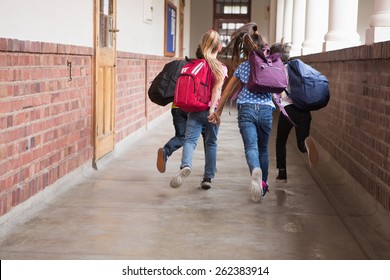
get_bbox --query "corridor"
[0,108,389,260]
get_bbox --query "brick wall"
[301,41,390,211]
[0,38,173,217]
[0,38,94,216]
[115,52,171,143]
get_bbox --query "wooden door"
[94,0,118,163]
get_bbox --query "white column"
[365,0,390,44]
[269,0,277,44]
[282,0,294,43]
[290,0,306,57]
[275,0,285,43]
[302,0,329,55]
[323,0,361,51]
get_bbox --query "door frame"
[179,0,185,58]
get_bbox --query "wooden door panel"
[94,0,117,163]
[95,64,115,160]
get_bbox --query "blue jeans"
[163,108,188,157]
[181,110,219,179]
[237,104,273,182]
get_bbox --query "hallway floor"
[0,109,389,260]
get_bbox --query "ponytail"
[222,22,267,68]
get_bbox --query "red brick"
[305,41,390,211]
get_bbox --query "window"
[214,0,251,48]
[99,0,114,48]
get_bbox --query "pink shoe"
[262,181,269,198]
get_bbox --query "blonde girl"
[170,30,227,190]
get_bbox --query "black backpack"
[148,59,188,106]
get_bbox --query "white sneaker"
[249,168,262,202]
[170,166,191,188]
[304,136,319,167]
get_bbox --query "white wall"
[252,0,270,43]
[117,0,188,57]
[0,0,92,47]
[0,0,187,57]
[190,0,213,57]
[117,0,163,55]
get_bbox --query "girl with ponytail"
[209,23,273,202]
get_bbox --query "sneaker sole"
[305,137,319,167]
[275,178,287,183]
[200,182,211,190]
[250,168,263,202]
[170,167,191,188]
[156,148,166,173]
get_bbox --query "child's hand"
[208,113,221,125]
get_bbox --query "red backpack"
[174,58,213,112]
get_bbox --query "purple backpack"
[229,48,295,125]
[247,49,287,94]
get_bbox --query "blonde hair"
[199,30,225,85]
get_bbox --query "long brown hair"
[223,22,267,69]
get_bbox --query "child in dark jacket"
[270,42,319,183]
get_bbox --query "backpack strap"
[273,93,297,127]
